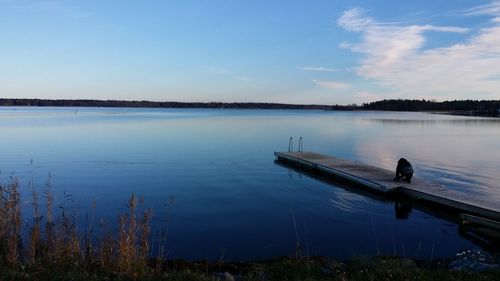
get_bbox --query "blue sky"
[1,0,499,104]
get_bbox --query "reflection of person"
[394,158,414,183]
[395,202,412,219]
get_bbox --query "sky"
[1,0,500,105]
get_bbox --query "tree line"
[362,99,500,116]
[0,98,343,110]
[0,98,499,116]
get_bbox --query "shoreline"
[2,254,499,280]
[0,98,498,118]
[0,98,341,110]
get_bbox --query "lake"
[1,107,499,261]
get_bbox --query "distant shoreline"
[0,98,347,110]
[0,98,499,117]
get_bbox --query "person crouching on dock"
[394,158,414,183]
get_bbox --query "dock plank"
[275,151,500,221]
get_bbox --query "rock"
[320,266,333,274]
[223,272,235,281]
[214,271,236,281]
[449,249,499,272]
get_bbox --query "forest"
[362,99,500,116]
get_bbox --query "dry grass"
[117,194,153,275]
[0,177,154,278]
[0,177,22,265]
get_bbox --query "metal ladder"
[288,137,303,152]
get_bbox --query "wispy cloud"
[312,79,350,90]
[206,66,229,75]
[206,67,253,83]
[232,76,253,82]
[299,66,338,72]
[354,91,382,103]
[25,0,89,18]
[464,1,500,16]
[337,8,374,31]
[464,1,500,23]
[338,4,500,100]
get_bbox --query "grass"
[1,177,499,280]
[3,257,498,281]
[0,177,153,278]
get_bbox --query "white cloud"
[312,79,351,90]
[338,5,500,100]
[299,66,338,72]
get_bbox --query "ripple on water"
[418,163,500,201]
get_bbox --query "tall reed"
[117,194,153,275]
[0,178,22,265]
[0,177,154,278]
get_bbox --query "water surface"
[1,107,499,260]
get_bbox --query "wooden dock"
[274,151,500,223]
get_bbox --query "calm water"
[1,107,500,261]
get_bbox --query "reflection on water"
[394,202,412,220]
[0,107,499,260]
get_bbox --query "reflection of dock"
[274,151,500,227]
